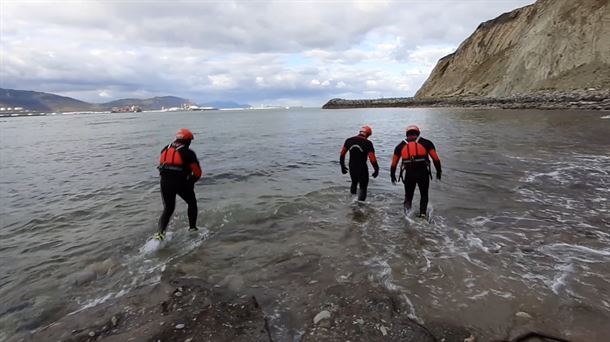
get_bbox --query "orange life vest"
[401,137,428,164]
[159,144,184,171]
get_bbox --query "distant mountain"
[0,88,93,112]
[0,88,251,112]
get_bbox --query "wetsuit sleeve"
[339,140,349,169]
[367,142,379,172]
[390,143,403,176]
[188,150,202,181]
[427,142,442,174]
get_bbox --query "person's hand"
[391,173,397,185]
[187,178,196,187]
[436,171,442,181]
[341,166,348,174]
[372,170,379,178]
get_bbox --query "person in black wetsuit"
[155,128,202,240]
[390,125,441,218]
[340,125,380,201]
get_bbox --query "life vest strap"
[158,165,183,172]
[402,158,427,164]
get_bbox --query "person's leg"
[358,171,369,201]
[349,170,358,195]
[158,178,177,233]
[417,173,430,216]
[178,184,198,229]
[403,176,417,211]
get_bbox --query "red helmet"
[406,125,420,135]
[359,125,372,137]
[176,128,194,140]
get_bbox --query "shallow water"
[1,108,609,341]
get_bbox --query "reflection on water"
[0,108,609,341]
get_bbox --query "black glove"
[372,169,379,178]
[341,166,348,174]
[391,173,397,185]
[436,171,442,181]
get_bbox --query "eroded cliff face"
[415,0,610,98]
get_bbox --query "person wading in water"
[155,128,202,240]
[340,125,380,201]
[390,125,441,218]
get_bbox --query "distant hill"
[0,88,251,112]
[0,88,93,112]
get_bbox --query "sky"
[1,0,535,107]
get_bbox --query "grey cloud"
[4,1,535,54]
[2,0,536,105]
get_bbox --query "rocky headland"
[324,0,610,110]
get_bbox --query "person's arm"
[428,143,442,180]
[390,143,402,184]
[339,141,349,174]
[188,151,203,183]
[368,142,379,178]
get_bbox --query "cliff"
[415,0,610,98]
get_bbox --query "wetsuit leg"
[158,178,177,233]
[177,183,198,229]
[417,173,430,216]
[358,170,369,201]
[349,170,358,195]
[403,175,417,210]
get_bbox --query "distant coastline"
[0,88,251,115]
[322,89,610,111]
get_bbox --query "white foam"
[401,293,423,324]
[467,216,491,227]
[490,289,514,299]
[525,170,564,184]
[551,263,574,294]
[139,231,174,254]
[601,115,610,119]
[69,292,114,315]
[467,236,489,253]
[542,243,610,258]
[468,290,489,300]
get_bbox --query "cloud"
[407,46,456,67]
[1,0,535,106]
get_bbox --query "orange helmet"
[406,125,420,135]
[359,125,372,137]
[176,128,194,140]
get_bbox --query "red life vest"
[159,144,184,171]
[401,137,428,164]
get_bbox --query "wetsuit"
[391,136,441,215]
[340,135,379,201]
[157,141,202,232]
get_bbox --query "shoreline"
[322,89,610,110]
[10,273,571,342]
[11,276,455,342]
